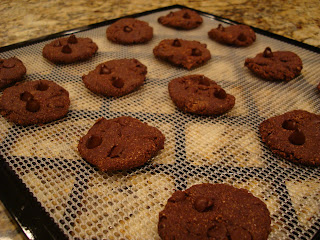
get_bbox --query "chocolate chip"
[61,45,72,54]
[263,47,273,58]
[67,34,78,44]
[172,39,181,47]
[214,88,227,99]
[53,40,62,47]
[191,48,202,56]
[124,26,133,33]
[194,196,213,212]
[3,61,15,68]
[238,33,247,42]
[282,120,297,130]
[111,77,124,88]
[36,82,49,91]
[100,65,111,74]
[20,91,34,102]
[289,129,305,145]
[26,99,40,112]
[86,135,102,149]
[198,77,211,86]
[183,12,191,19]
[217,24,225,31]
[169,191,186,203]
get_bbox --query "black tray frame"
[0,4,319,240]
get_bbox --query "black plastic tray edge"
[0,4,319,240]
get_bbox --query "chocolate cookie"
[208,24,256,47]
[82,59,147,97]
[0,80,70,125]
[158,183,271,240]
[106,18,153,45]
[42,34,98,64]
[168,75,235,115]
[158,9,203,30]
[78,116,165,171]
[259,110,320,166]
[153,39,211,70]
[0,57,26,89]
[245,47,303,81]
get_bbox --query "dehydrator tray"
[0,5,319,240]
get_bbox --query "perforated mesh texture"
[0,9,319,240]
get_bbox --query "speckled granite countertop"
[0,0,319,239]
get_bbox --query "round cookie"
[158,9,203,30]
[0,57,26,89]
[245,47,303,81]
[0,80,70,125]
[82,58,147,97]
[158,183,271,240]
[78,116,165,171]
[42,34,98,64]
[259,110,320,166]
[168,75,235,115]
[208,24,256,47]
[153,39,211,70]
[106,18,153,45]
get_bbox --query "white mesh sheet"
[0,8,320,240]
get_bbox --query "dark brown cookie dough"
[0,57,26,89]
[153,39,211,70]
[0,80,70,125]
[158,183,271,240]
[106,18,153,45]
[168,75,235,115]
[158,9,203,30]
[259,110,320,166]
[78,116,165,171]
[245,47,303,81]
[208,24,256,47]
[42,34,98,64]
[82,58,147,97]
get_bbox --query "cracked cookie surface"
[82,58,147,97]
[168,74,235,115]
[245,47,303,81]
[42,34,98,64]
[259,110,320,166]
[158,183,271,240]
[208,24,256,47]
[153,39,211,70]
[158,9,203,30]
[0,80,70,125]
[78,116,165,171]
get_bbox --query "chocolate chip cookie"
[106,18,153,44]
[0,80,70,125]
[42,34,98,64]
[153,39,211,70]
[245,47,303,81]
[82,58,147,97]
[0,57,26,89]
[158,9,203,30]
[158,183,271,240]
[208,24,256,47]
[259,110,320,166]
[78,116,165,171]
[168,75,235,115]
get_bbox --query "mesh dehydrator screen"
[0,8,320,240]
